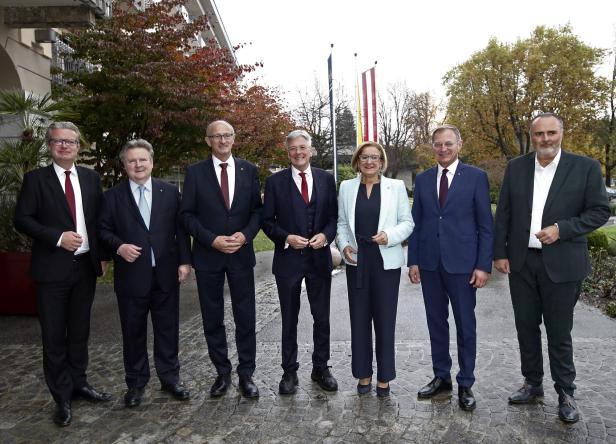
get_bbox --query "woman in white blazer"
[337,141,414,397]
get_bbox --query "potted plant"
[0,89,77,314]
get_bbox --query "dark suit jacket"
[98,178,191,296]
[180,157,262,271]
[262,167,337,277]
[14,164,105,282]
[494,150,610,283]
[408,162,494,274]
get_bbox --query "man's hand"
[287,234,309,250]
[60,231,83,252]
[212,235,244,254]
[469,269,489,288]
[408,265,421,284]
[535,224,559,245]
[117,244,142,262]
[343,245,357,264]
[178,264,191,282]
[494,258,510,274]
[372,231,388,245]
[101,261,110,276]
[308,233,327,249]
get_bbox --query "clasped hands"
[342,231,388,265]
[287,233,328,250]
[212,232,246,254]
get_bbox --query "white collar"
[53,162,76,177]
[534,148,561,170]
[438,158,459,175]
[212,155,235,168]
[129,177,152,192]
[291,165,312,178]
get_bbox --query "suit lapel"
[286,169,306,233]
[426,167,439,210]
[150,178,164,231]
[121,181,148,231]
[230,159,245,211]
[75,166,89,217]
[45,165,74,224]
[543,151,572,214]
[205,158,229,211]
[314,169,327,227]
[523,154,536,211]
[378,177,393,232]
[444,163,465,208]
[347,177,360,238]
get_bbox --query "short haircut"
[286,129,312,147]
[530,112,564,131]
[206,120,234,136]
[431,124,462,143]
[350,141,388,173]
[119,139,154,163]
[45,121,81,143]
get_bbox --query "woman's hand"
[343,246,357,264]
[372,231,388,245]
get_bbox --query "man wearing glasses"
[408,124,493,411]
[180,120,262,398]
[14,122,112,427]
[262,130,338,395]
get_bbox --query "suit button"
[439,216,443,220]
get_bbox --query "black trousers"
[36,253,96,403]
[275,266,331,372]
[509,249,580,395]
[346,245,401,383]
[116,268,180,389]
[195,267,256,378]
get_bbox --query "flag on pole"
[327,45,338,182]
[354,54,363,147]
[361,66,377,142]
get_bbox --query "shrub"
[587,230,609,251]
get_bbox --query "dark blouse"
[355,183,380,241]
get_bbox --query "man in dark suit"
[14,121,111,427]
[494,113,610,423]
[180,120,262,398]
[408,124,493,411]
[262,129,338,394]
[98,139,192,408]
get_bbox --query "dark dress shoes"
[311,367,338,392]
[417,376,453,399]
[508,382,544,404]
[124,387,145,408]
[53,401,72,427]
[239,376,259,398]
[279,371,299,395]
[458,386,476,411]
[73,384,112,403]
[210,374,231,398]
[376,383,390,398]
[161,382,190,401]
[556,387,580,423]
[357,381,372,395]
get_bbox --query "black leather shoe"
[417,377,453,399]
[238,376,259,398]
[376,383,390,398]
[124,387,145,408]
[73,384,112,403]
[279,371,299,395]
[161,382,190,401]
[311,367,338,392]
[458,386,476,411]
[508,382,544,404]
[556,387,580,423]
[53,401,72,427]
[210,374,231,398]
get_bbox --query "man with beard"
[494,113,610,423]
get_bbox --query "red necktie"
[220,163,230,209]
[299,172,309,204]
[439,169,449,208]
[64,170,76,225]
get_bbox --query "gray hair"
[206,120,234,136]
[119,139,154,163]
[45,121,81,144]
[286,129,312,147]
[431,124,462,143]
[530,112,564,131]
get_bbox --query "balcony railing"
[51,40,96,86]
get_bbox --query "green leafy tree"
[444,25,607,161]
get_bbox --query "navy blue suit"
[99,178,191,389]
[408,162,493,387]
[180,156,262,377]
[262,167,337,371]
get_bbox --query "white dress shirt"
[528,149,561,249]
[53,162,89,254]
[291,165,313,201]
[212,155,236,206]
[436,158,459,197]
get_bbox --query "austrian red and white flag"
[361,67,377,142]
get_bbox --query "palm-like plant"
[0,89,78,251]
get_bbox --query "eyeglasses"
[432,141,458,149]
[207,133,235,141]
[49,138,79,147]
[359,154,381,162]
[288,146,310,153]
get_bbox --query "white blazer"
[336,175,414,269]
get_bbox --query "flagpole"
[328,43,338,182]
[354,53,363,148]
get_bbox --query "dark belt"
[72,251,90,262]
[528,248,542,253]
[355,235,376,289]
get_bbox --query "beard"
[534,144,560,160]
